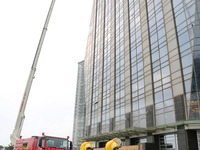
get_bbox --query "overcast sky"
[0,0,93,146]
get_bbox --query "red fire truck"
[14,133,72,150]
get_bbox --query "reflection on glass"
[181,54,193,68]
[46,137,68,149]
[155,91,163,103]
[164,99,173,107]
[163,88,172,100]
[154,70,161,81]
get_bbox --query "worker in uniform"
[105,138,122,150]
[80,142,93,150]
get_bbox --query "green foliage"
[0,145,4,149]
[4,143,14,150]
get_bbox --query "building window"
[160,134,178,150]
[22,142,28,150]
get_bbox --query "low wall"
[94,145,138,150]
[72,148,79,150]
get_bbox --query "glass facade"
[115,0,125,130]
[147,0,175,126]
[84,0,96,137]
[90,0,103,135]
[172,0,200,120]
[191,0,200,120]
[101,0,111,133]
[129,0,146,128]
[72,61,85,147]
[83,0,200,148]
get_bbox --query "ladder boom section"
[10,0,56,145]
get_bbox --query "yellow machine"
[105,138,122,150]
[80,142,93,150]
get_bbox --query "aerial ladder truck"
[10,0,58,145]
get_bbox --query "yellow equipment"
[80,142,93,150]
[105,138,122,150]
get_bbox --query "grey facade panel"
[125,113,131,129]
[109,118,114,132]
[174,95,186,121]
[86,125,91,137]
[146,105,154,128]
[97,122,102,134]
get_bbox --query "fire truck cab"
[14,133,72,150]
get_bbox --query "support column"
[177,125,198,150]
[125,137,131,146]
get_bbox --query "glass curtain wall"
[147,0,175,126]
[172,0,200,120]
[84,0,96,136]
[191,0,200,119]
[115,0,126,130]
[129,0,146,128]
[91,0,103,135]
[72,61,85,147]
[101,0,111,134]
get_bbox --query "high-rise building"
[83,0,200,150]
[72,61,86,148]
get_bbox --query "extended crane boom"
[10,0,56,145]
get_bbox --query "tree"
[0,145,4,149]
[4,143,14,150]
